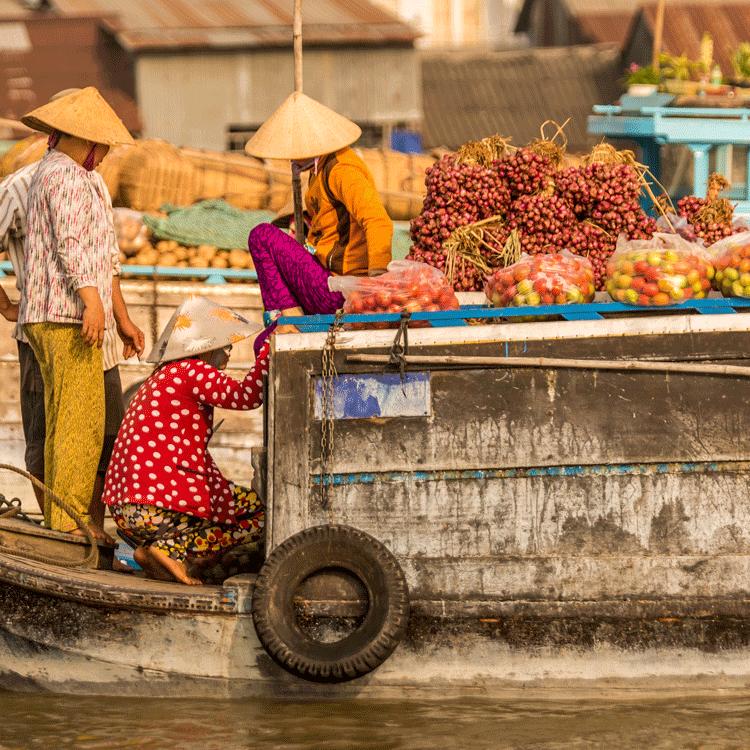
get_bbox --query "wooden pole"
[346,353,750,379]
[652,0,666,71]
[292,0,305,245]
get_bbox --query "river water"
[2,691,749,749]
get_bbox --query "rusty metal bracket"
[389,312,411,383]
[0,495,39,524]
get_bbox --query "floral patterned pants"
[111,485,264,562]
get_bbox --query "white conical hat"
[146,296,260,364]
[245,91,361,160]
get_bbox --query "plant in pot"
[625,63,661,96]
[731,42,750,87]
[660,52,702,95]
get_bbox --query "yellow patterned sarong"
[24,323,104,532]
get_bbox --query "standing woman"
[18,87,136,538]
[245,92,393,353]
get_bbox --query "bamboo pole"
[292,0,305,245]
[652,0,666,72]
[346,353,750,379]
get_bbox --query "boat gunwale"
[0,552,247,615]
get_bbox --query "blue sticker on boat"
[314,372,431,420]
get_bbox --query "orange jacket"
[305,148,392,276]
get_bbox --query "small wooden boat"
[4,299,750,697]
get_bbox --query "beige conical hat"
[21,86,135,147]
[245,92,361,160]
[146,296,260,364]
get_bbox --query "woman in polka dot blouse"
[103,297,268,585]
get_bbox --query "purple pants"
[248,223,345,355]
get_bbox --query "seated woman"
[103,296,268,585]
[244,92,393,355]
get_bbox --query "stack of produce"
[328,260,459,323]
[676,173,737,245]
[484,252,595,308]
[605,234,713,306]
[408,134,658,292]
[710,232,750,298]
[113,208,253,271]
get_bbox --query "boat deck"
[0,552,253,614]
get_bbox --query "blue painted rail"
[0,260,257,285]
[587,104,750,211]
[279,296,750,332]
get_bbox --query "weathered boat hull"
[6,311,750,696]
[4,552,750,698]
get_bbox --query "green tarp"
[144,200,275,250]
[144,198,414,258]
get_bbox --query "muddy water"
[1,692,749,749]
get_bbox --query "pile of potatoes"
[114,209,252,272]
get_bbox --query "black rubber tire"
[252,524,410,683]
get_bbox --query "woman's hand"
[117,318,145,359]
[79,290,105,348]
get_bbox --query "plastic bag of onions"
[605,233,713,306]
[328,260,460,323]
[484,252,595,308]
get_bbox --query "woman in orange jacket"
[246,93,393,354]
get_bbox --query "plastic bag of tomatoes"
[605,233,713,306]
[708,231,750,298]
[484,251,596,308]
[328,261,460,326]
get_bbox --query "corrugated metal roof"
[576,12,633,47]
[48,0,417,50]
[422,44,621,153]
[516,0,738,34]
[637,3,750,77]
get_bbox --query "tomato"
[630,276,645,293]
[634,261,650,276]
[642,283,659,297]
[653,292,671,305]
[643,266,661,282]
[637,294,651,306]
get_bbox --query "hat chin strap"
[47,130,61,150]
[82,143,97,171]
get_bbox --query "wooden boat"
[4,298,750,696]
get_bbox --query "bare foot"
[275,323,299,335]
[70,525,116,545]
[147,547,203,585]
[133,546,173,581]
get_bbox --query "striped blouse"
[14,150,121,369]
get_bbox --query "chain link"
[320,309,345,510]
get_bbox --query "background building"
[372,0,523,49]
[0,0,421,151]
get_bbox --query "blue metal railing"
[279,297,750,332]
[0,260,257,284]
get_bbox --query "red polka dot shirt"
[103,342,270,524]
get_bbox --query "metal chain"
[320,309,345,510]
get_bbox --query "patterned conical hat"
[146,296,260,364]
[245,91,361,160]
[22,86,135,147]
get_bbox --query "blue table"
[587,105,750,212]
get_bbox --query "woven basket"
[118,139,197,210]
[182,148,270,210]
[356,148,434,220]
[97,144,132,203]
[0,134,46,178]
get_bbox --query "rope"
[0,463,99,569]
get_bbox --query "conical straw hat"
[21,86,135,147]
[146,296,260,364]
[245,92,361,160]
